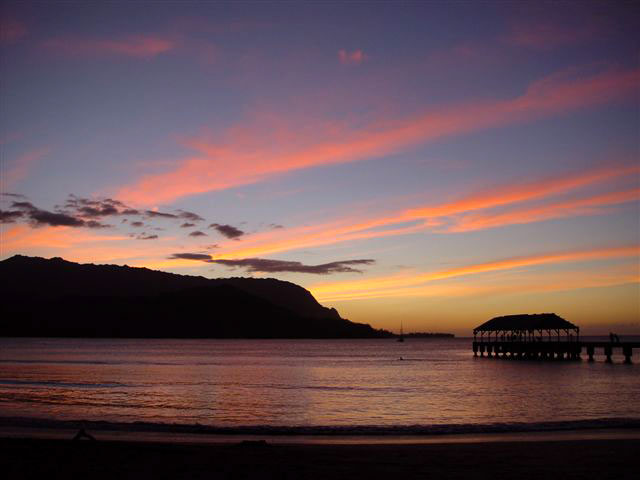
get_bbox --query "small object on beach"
[399,357,404,361]
[72,428,96,441]
[238,439,269,447]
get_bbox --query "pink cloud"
[117,66,639,206]
[338,49,367,65]
[406,163,639,218]
[205,162,638,259]
[447,188,640,233]
[43,35,175,58]
[1,147,50,189]
[310,245,640,302]
[505,18,600,50]
[0,18,27,44]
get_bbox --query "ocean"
[1,337,638,436]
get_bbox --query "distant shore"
[399,332,455,338]
[3,436,637,479]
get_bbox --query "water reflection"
[0,338,638,426]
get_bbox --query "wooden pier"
[472,340,639,363]
[471,313,638,364]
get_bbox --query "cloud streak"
[447,188,640,233]
[1,148,50,189]
[208,162,638,259]
[167,253,375,274]
[0,18,27,44]
[338,49,367,65]
[310,245,640,301]
[43,34,175,58]
[117,67,640,205]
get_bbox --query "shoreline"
[2,424,639,446]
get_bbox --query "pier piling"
[471,340,636,365]
[623,346,633,364]
[604,345,613,363]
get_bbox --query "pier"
[471,313,637,364]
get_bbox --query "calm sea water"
[0,337,638,433]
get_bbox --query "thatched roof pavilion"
[473,313,579,342]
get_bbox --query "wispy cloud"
[1,147,50,190]
[338,49,367,65]
[145,210,178,219]
[213,258,374,274]
[447,188,640,233]
[167,253,375,274]
[310,245,640,301]
[136,233,158,240]
[208,162,638,259]
[406,163,638,219]
[43,34,175,58]
[168,253,212,261]
[504,18,600,50]
[0,18,27,44]
[118,67,640,205]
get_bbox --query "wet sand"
[2,437,637,480]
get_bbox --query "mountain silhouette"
[0,255,391,339]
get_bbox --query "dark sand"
[2,437,637,480]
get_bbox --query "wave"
[0,379,134,388]
[1,416,638,436]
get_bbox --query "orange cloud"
[207,163,638,260]
[43,35,174,58]
[118,67,640,205]
[1,147,50,189]
[448,188,640,232]
[1,225,126,250]
[322,264,640,302]
[407,163,638,218]
[0,225,179,265]
[338,49,367,65]
[310,245,640,301]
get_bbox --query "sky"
[1,1,638,335]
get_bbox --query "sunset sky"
[1,1,638,335]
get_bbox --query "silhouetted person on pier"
[610,332,621,343]
[72,428,96,441]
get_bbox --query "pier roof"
[474,313,578,333]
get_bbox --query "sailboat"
[397,321,404,342]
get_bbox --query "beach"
[3,435,638,479]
